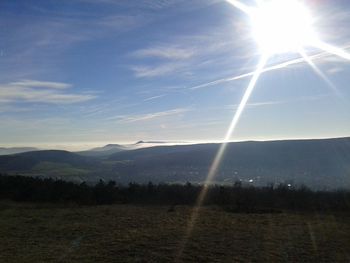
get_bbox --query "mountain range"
[0,137,349,189]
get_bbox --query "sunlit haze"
[179,0,350,254]
[1,0,350,150]
[1,2,350,261]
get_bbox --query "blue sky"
[1,0,350,150]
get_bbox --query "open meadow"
[0,202,349,262]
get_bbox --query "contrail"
[190,51,332,91]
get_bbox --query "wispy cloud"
[245,101,287,108]
[327,67,344,75]
[132,46,195,60]
[97,15,146,30]
[223,95,328,111]
[129,27,239,78]
[76,0,187,10]
[0,105,32,114]
[9,80,72,89]
[0,8,148,82]
[131,63,185,78]
[108,108,190,123]
[143,94,166,101]
[0,80,95,105]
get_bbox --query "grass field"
[0,202,349,262]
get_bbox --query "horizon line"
[1,134,349,151]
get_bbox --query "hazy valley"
[1,137,349,190]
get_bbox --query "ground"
[0,202,349,262]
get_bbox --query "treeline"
[0,174,350,212]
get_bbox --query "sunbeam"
[190,50,333,90]
[299,49,341,96]
[314,41,350,61]
[226,0,252,15]
[177,55,268,260]
[180,0,350,259]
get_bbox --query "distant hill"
[0,137,350,189]
[0,147,38,156]
[108,137,350,189]
[78,144,127,157]
[135,140,185,145]
[0,150,99,181]
[78,141,187,157]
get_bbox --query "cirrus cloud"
[0,80,95,105]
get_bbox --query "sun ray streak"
[221,55,269,143]
[176,1,350,260]
[176,55,268,260]
[190,51,331,90]
[299,49,341,96]
[313,41,350,61]
[226,0,253,15]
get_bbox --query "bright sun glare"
[179,0,350,257]
[251,0,317,54]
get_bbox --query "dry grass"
[0,202,349,262]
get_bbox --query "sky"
[0,0,350,150]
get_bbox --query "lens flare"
[178,0,350,257]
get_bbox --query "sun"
[251,0,317,55]
[178,0,350,255]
